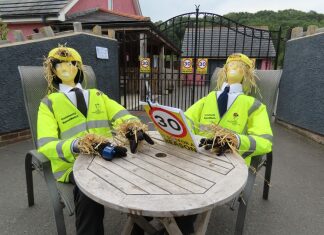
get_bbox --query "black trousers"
[70,173,105,235]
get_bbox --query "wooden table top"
[73,131,248,217]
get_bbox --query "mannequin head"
[44,46,84,93]
[216,53,257,94]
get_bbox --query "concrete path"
[0,121,323,234]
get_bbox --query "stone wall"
[290,25,324,39]
[276,31,324,137]
[0,25,119,142]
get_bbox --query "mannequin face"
[226,61,245,84]
[54,61,78,87]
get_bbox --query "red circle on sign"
[149,107,187,138]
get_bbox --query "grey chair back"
[209,68,281,233]
[19,65,97,148]
[210,68,282,118]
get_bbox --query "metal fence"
[119,7,282,111]
[120,73,210,111]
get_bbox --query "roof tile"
[0,0,69,17]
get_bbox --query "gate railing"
[120,69,211,111]
[120,6,282,111]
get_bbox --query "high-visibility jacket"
[37,89,137,182]
[185,91,273,165]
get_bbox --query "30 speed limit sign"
[149,107,187,138]
[196,58,208,74]
[140,58,151,73]
[181,58,193,74]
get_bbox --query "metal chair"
[210,68,282,235]
[19,65,97,235]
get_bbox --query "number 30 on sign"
[149,107,187,138]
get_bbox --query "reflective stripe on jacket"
[37,89,137,182]
[184,91,272,165]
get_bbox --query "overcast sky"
[139,0,324,22]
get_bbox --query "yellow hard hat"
[48,46,83,65]
[45,46,84,88]
[226,53,254,69]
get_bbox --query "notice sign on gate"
[140,58,151,73]
[196,58,208,74]
[143,102,198,152]
[181,58,193,74]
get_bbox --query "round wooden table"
[73,131,248,235]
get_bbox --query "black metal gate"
[119,7,282,111]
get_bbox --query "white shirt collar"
[59,83,83,94]
[220,82,243,94]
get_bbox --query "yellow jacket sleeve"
[37,100,76,182]
[102,93,138,129]
[184,96,206,134]
[237,103,273,164]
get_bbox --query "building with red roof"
[0,0,142,41]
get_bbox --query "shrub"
[0,21,9,40]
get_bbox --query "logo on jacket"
[203,113,216,120]
[92,103,104,114]
[227,112,240,126]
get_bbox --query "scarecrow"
[37,45,154,235]
[185,53,273,164]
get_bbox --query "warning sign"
[181,58,193,74]
[143,103,198,152]
[140,58,151,73]
[196,58,208,74]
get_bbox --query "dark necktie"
[217,86,230,118]
[71,87,87,117]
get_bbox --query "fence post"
[13,30,25,42]
[306,25,318,36]
[108,29,115,39]
[191,5,200,105]
[122,31,127,108]
[140,33,147,101]
[290,27,303,39]
[40,26,55,37]
[92,25,102,36]
[274,26,281,70]
[73,22,83,32]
